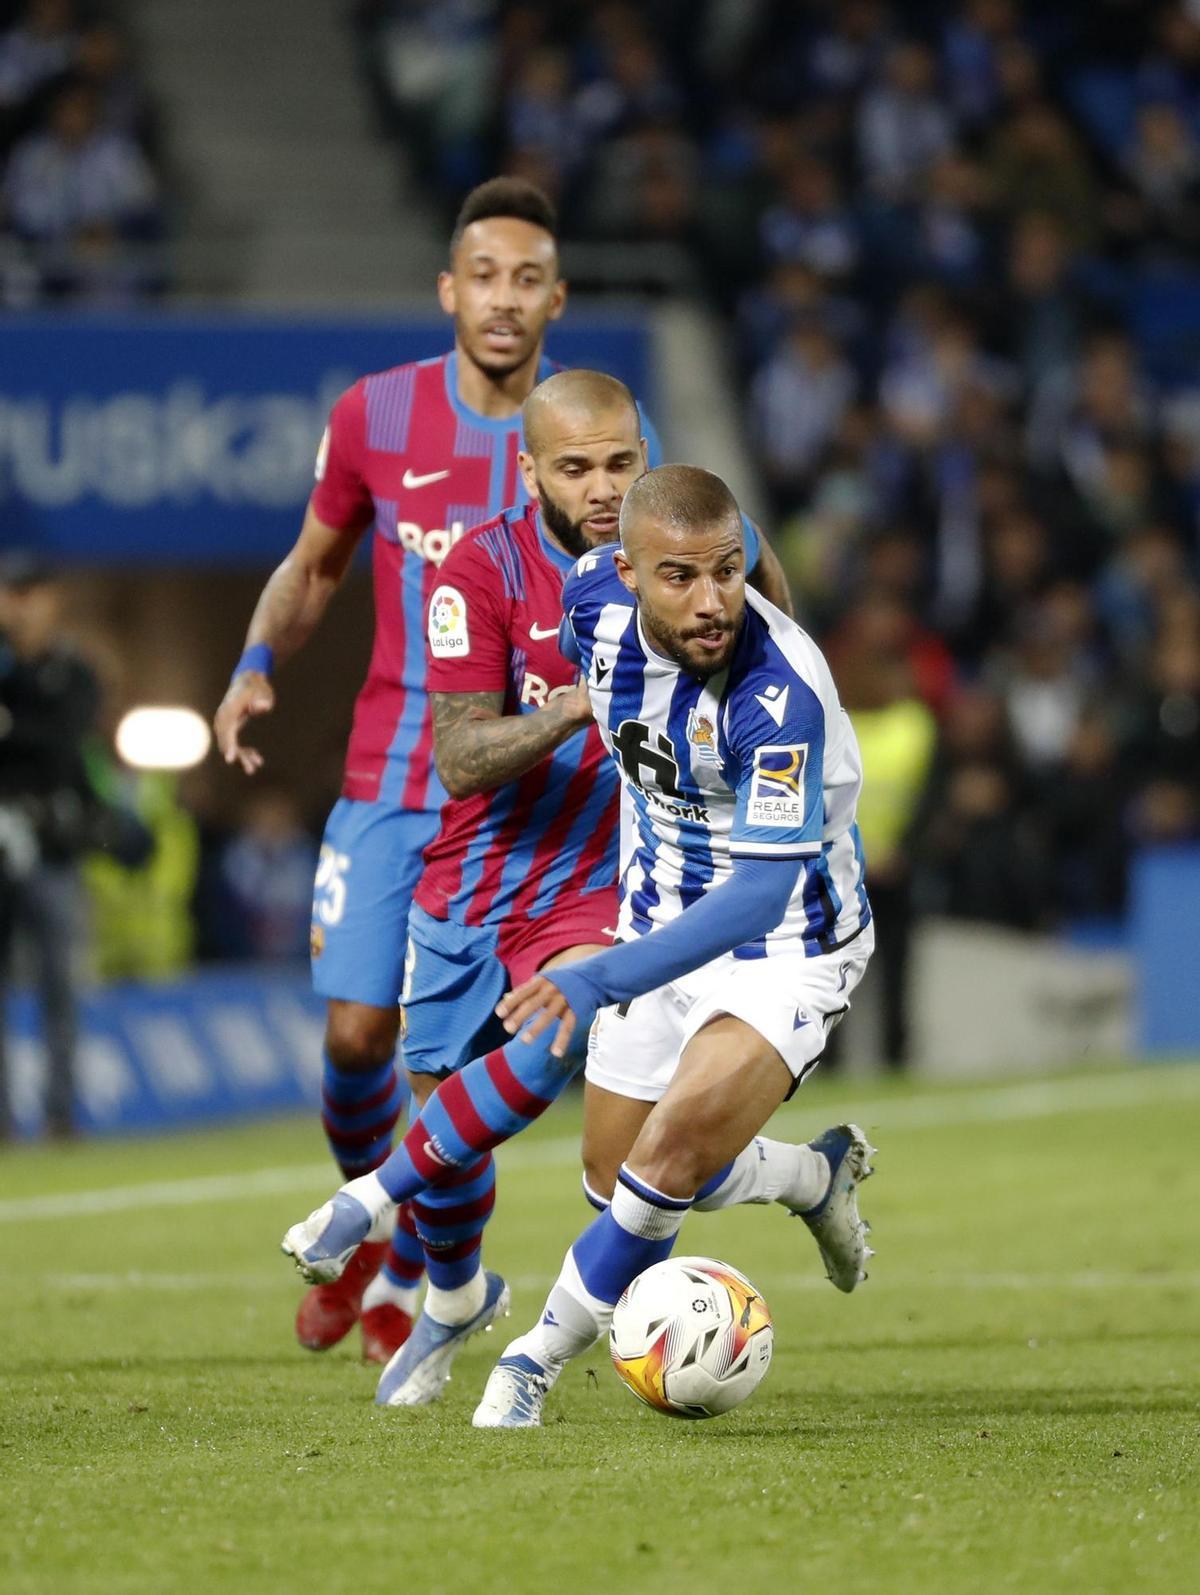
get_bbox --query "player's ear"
[517,449,538,500]
[546,278,567,323]
[436,270,456,316]
[614,547,637,593]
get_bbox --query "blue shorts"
[401,892,616,1077]
[310,798,439,1009]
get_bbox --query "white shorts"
[585,924,874,1104]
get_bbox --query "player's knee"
[324,1004,399,1074]
[627,1113,710,1201]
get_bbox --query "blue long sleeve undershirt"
[544,853,805,1023]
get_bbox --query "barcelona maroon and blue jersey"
[414,506,620,929]
[310,350,559,812]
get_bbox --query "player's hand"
[497,974,579,1058]
[558,675,593,728]
[214,671,275,774]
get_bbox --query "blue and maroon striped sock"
[411,1154,497,1289]
[381,1202,426,1291]
[320,1054,407,1179]
[371,1030,573,1206]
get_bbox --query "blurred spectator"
[215,789,318,963]
[807,0,892,104]
[988,100,1099,246]
[2,77,160,298]
[0,552,100,1137]
[911,687,1049,929]
[759,154,861,280]
[1000,210,1087,395]
[0,0,75,140]
[994,581,1101,773]
[750,317,857,506]
[857,41,954,203]
[85,769,198,981]
[1036,709,1129,916]
[829,594,938,1067]
[941,0,1022,131]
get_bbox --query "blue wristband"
[232,643,274,681]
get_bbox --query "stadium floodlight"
[115,706,212,771]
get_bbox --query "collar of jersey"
[443,351,556,434]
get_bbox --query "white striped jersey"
[559,550,872,958]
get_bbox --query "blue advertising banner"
[0,309,652,565]
[6,965,324,1137]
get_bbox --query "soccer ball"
[609,1256,774,1419]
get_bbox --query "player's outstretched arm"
[214,505,361,774]
[497,853,805,1056]
[745,523,794,617]
[431,677,593,799]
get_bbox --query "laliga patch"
[687,706,721,765]
[747,743,808,826]
[314,426,330,482]
[428,584,469,657]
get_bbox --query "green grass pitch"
[2,1063,1198,1595]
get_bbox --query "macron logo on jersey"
[755,683,790,727]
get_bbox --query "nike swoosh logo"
[402,467,451,489]
[422,1139,453,1167]
[528,623,559,641]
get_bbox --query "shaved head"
[618,464,742,555]
[522,369,639,457]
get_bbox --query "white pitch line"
[23,1268,1200,1295]
[3,1066,1198,1223]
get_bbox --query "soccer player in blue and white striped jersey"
[473,463,878,1427]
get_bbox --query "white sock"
[339,1171,395,1239]
[692,1138,829,1215]
[519,1174,691,1369]
[511,1249,614,1370]
[361,1270,421,1318]
[425,1269,487,1326]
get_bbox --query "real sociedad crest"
[686,707,721,765]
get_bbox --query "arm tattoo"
[431,690,586,798]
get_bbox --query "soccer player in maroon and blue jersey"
[215,179,586,1363]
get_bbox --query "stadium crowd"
[354,0,1200,955]
[0,0,165,304]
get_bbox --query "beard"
[537,479,616,559]
[640,605,742,679]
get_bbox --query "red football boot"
[360,1303,415,1365]
[294,1239,389,1351]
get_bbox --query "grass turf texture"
[2,1064,1198,1595]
